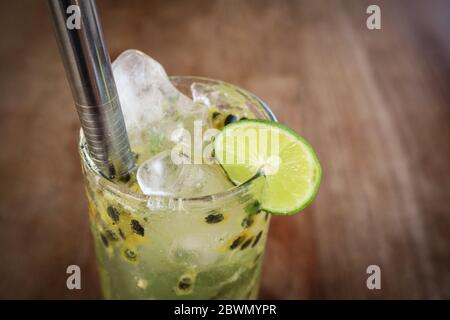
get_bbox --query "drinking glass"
[80,76,277,299]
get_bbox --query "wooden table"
[0,0,449,299]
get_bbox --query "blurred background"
[1,0,449,299]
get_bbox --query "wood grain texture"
[0,0,449,299]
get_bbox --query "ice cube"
[112,50,206,151]
[169,236,222,268]
[136,150,233,197]
[191,82,251,113]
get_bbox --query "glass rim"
[79,75,277,203]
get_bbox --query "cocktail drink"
[80,51,277,299]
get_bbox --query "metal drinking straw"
[48,0,135,180]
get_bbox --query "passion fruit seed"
[178,277,192,291]
[252,231,263,248]
[245,201,261,215]
[241,216,254,228]
[118,228,126,240]
[108,164,116,180]
[212,111,221,119]
[107,206,120,222]
[240,117,248,121]
[205,211,224,224]
[131,219,145,236]
[230,236,245,250]
[241,237,253,250]
[264,212,269,221]
[119,172,131,183]
[176,274,196,295]
[100,233,108,247]
[224,114,238,126]
[124,249,137,261]
[105,230,119,242]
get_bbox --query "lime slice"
[214,119,321,215]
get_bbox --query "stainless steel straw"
[48,0,135,180]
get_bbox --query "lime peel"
[214,119,321,215]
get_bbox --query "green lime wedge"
[214,119,321,215]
